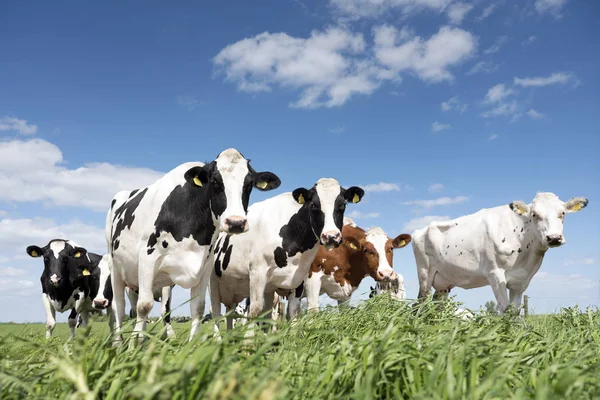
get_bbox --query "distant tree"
[484,300,498,315]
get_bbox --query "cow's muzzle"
[224,217,248,234]
[546,234,564,248]
[321,231,342,250]
[93,298,109,310]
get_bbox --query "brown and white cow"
[285,218,412,318]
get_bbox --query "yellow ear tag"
[297,194,305,204]
[193,176,203,187]
[352,193,360,203]
[571,203,582,212]
[256,181,268,189]
[31,250,38,257]
[74,252,81,258]
[349,242,358,250]
[397,240,406,247]
[82,269,90,276]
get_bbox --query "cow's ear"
[72,247,87,259]
[564,197,588,213]
[27,245,43,258]
[344,236,362,252]
[254,172,281,191]
[292,188,310,205]
[509,201,529,216]
[344,186,365,204]
[184,165,210,188]
[392,234,412,249]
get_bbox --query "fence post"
[523,295,529,318]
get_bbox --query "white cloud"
[447,2,473,24]
[526,109,544,119]
[481,101,518,118]
[176,95,203,111]
[484,83,514,104]
[488,133,499,141]
[530,271,597,291]
[513,72,573,87]
[374,25,477,83]
[0,138,163,212]
[484,35,508,55]
[441,97,467,113]
[522,35,537,46]
[476,3,498,21]
[0,279,36,295]
[564,258,596,266]
[329,0,454,20]
[466,61,498,75]
[403,196,468,208]
[0,116,38,135]
[432,121,451,132]
[0,217,106,255]
[0,267,28,277]
[362,182,401,192]
[534,0,568,17]
[428,183,444,193]
[403,215,450,232]
[347,210,381,219]
[329,125,346,134]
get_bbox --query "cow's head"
[509,192,588,249]
[27,240,89,288]
[344,227,411,281]
[92,255,113,310]
[184,148,280,234]
[292,178,364,250]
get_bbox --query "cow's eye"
[532,213,537,218]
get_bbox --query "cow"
[412,192,588,314]
[106,148,281,342]
[209,177,364,333]
[285,218,411,318]
[125,286,175,338]
[26,239,105,339]
[369,274,407,300]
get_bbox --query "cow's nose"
[546,234,563,246]
[225,217,247,234]
[321,231,342,248]
[50,276,61,286]
[377,269,396,281]
[93,299,109,309]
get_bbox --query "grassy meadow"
[1,296,599,399]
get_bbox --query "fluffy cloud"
[0,279,36,296]
[403,215,450,232]
[476,3,498,21]
[373,25,476,83]
[513,72,573,87]
[530,271,597,291]
[526,109,544,119]
[563,258,596,266]
[481,101,518,118]
[0,116,38,135]
[447,2,473,24]
[466,61,498,75]
[428,183,444,193]
[432,122,451,132]
[362,182,401,192]
[329,0,454,20]
[483,35,508,55]
[347,210,381,219]
[0,138,163,212]
[441,97,467,113]
[0,267,28,277]
[403,196,468,208]
[534,0,568,17]
[484,83,514,104]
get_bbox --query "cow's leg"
[111,270,127,344]
[126,287,138,319]
[487,269,510,314]
[188,269,211,341]
[262,290,276,333]
[287,292,301,320]
[509,289,524,314]
[68,308,78,339]
[160,286,175,339]
[208,274,224,339]
[42,294,56,339]
[248,267,267,319]
[107,304,115,332]
[225,305,234,331]
[80,310,90,328]
[305,275,321,313]
[413,242,432,300]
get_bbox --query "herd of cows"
[25,148,589,342]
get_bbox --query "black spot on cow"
[222,245,233,271]
[162,240,168,248]
[103,274,113,305]
[502,238,506,243]
[521,227,524,233]
[518,248,522,253]
[68,308,77,320]
[214,258,222,277]
[447,245,449,249]
[214,235,234,276]
[455,245,457,248]
[214,237,223,254]
[294,281,305,298]
[511,250,515,254]
[111,199,116,209]
[455,222,458,226]
[113,239,120,251]
[129,189,139,198]
[278,189,325,257]
[459,252,463,256]
[112,188,148,251]
[274,247,287,268]
[147,248,155,255]
[74,293,80,300]
[527,244,530,249]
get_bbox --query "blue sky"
[1,0,599,322]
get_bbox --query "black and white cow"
[209,178,364,333]
[26,239,105,339]
[106,148,281,342]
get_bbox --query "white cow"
[412,192,588,314]
[209,178,364,332]
[106,148,281,342]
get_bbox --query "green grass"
[1,297,599,399]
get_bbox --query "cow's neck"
[279,205,320,257]
[509,214,547,270]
